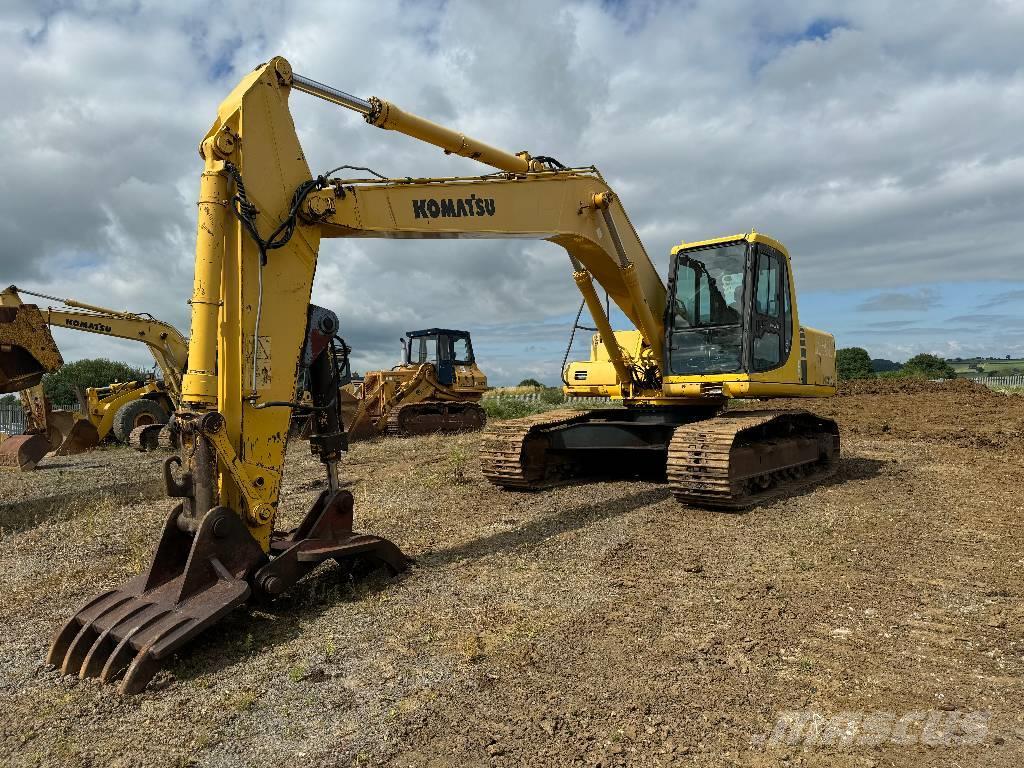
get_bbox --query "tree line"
[836,348,955,380]
[0,358,150,407]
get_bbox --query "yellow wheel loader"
[47,57,838,693]
[341,328,488,439]
[0,286,188,468]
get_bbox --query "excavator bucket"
[0,432,52,470]
[48,461,408,693]
[0,304,63,393]
[53,415,101,455]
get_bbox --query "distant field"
[948,358,1024,377]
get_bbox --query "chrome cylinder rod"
[291,73,372,115]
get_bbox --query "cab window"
[413,336,438,364]
[452,336,473,365]
[752,247,789,372]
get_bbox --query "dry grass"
[3,383,1024,766]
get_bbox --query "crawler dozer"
[0,286,188,466]
[49,58,838,692]
[342,328,487,438]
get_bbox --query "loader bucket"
[0,433,52,470]
[0,305,63,393]
[54,417,101,455]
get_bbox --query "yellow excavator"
[0,286,188,467]
[341,328,487,439]
[33,57,837,693]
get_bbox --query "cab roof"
[670,231,789,258]
[405,328,472,339]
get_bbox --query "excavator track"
[480,408,590,489]
[667,410,840,510]
[385,401,486,437]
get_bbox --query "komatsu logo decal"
[65,318,113,333]
[412,196,496,219]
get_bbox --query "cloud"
[856,288,940,312]
[980,289,1024,309]
[2,1,1024,382]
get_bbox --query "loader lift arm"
[50,56,837,693]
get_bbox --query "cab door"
[435,334,455,386]
[749,244,792,373]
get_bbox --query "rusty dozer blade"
[53,415,101,455]
[0,432,51,470]
[0,303,63,393]
[47,485,408,694]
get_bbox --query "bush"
[836,347,874,380]
[43,358,150,405]
[517,378,543,388]
[482,398,546,420]
[901,353,956,380]
[538,387,565,405]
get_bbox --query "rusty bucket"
[0,433,52,470]
[0,304,63,393]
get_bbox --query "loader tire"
[112,399,168,444]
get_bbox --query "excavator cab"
[665,232,835,395]
[402,329,476,387]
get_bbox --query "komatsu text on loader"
[29,58,838,693]
[341,328,487,439]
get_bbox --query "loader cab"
[403,328,476,387]
[666,235,794,377]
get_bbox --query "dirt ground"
[2,380,1023,767]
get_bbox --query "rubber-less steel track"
[385,401,487,437]
[480,409,590,489]
[666,409,840,510]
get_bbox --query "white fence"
[0,401,78,435]
[482,392,609,405]
[961,375,1024,388]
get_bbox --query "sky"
[2,0,1023,385]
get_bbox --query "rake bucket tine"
[120,644,168,695]
[61,623,101,676]
[99,612,170,685]
[46,588,124,666]
[80,603,152,679]
[118,615,194,695]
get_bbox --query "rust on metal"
[666,409,840,510]
[0,433,51,470]
[0,304,64,393]
[480,408,590,489]
[54,418,100,455]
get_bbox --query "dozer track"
[480,408,590,489]
[385,401,486,437]
[667,409,840,510]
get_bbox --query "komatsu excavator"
[37,57,837,693]
[341,328,487,439]
[0,286,188,467]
